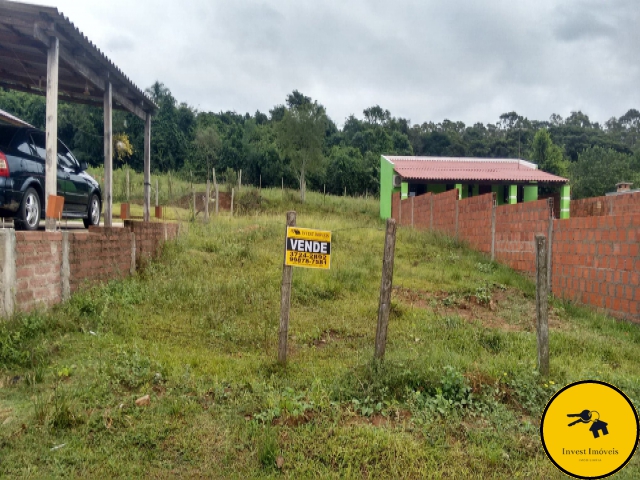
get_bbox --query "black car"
[0,124,102,230]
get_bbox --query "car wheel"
[83,194,101,228]
[16,187,41,231]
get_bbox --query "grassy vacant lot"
[1,190,639,478]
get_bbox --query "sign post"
[375,218,397,360]
[278,213,332,365]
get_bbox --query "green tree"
[275,91,327,202]
[570,146,638,199]
[192,126,221,178]
[530,129,569,178]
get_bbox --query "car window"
[30,132,46,159]
[16,139,35,156]
[0,126,20,149]
[57,141,78,169]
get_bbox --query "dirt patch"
[393,286,568,332]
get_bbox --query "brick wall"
[571,191,640,218]
[69,227,133,293]
[125,221,179,267]
[2,221,180,315]
[431,189,459,237]
[15,232,62,311]
[412,192,433,229]
[458,193,495,254]
[494,199,552,274]
[391,188,640,322]
[552,215,640,320]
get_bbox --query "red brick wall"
[390,187,640,322]
[552,215,640,320]
[15,232,62,311]
[412,192,433,229]
[69,228,132,293]
[12,222,180,312]
[571,191,640,218]
[458,193,495,254]
[494,199,552,274]
[431,189,459,237]
[124,221,180,267]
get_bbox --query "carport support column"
[143,114,151,222]
[103,82,113,227]
[45,36,59,232]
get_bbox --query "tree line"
[1,83,640,200]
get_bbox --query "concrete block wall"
[0,221,179,317]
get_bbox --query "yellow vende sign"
[540,380,638,479]
[285,227,331,269]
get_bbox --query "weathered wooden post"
[278,211,296,365]
[375,218,397,360]
[536,235,550,377]
[192,185,196,220]
[205,179,210,221]
[155,178,159,208]
[126,166,130,201]
[231,188,235,217]
[213,168,219,216]
[282,177,284,199]
[238,169,242,192]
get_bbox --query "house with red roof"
[380,155,570,219]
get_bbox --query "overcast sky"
[30,0,640,127]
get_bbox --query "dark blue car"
[0,124,102,230]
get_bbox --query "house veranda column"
[45,36,59,232]
[103,82,113,227]
[143,113,151,222]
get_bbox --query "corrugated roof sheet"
[383,156,568,184]
[0,107,33,127]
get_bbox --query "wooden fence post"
[155,178,159,208]
[238,169,242,192]
[278,211,296,364]
[192,185,196,220]
[215,184,219,216]
[126,167,130,201]
[205,179,210,221]
[231,188,235,217]
[375,218,397,360]
[535,235,550,377]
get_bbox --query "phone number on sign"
[288,252,328,265]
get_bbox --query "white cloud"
[27,0,640,126]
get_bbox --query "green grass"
[0,193,639,478]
